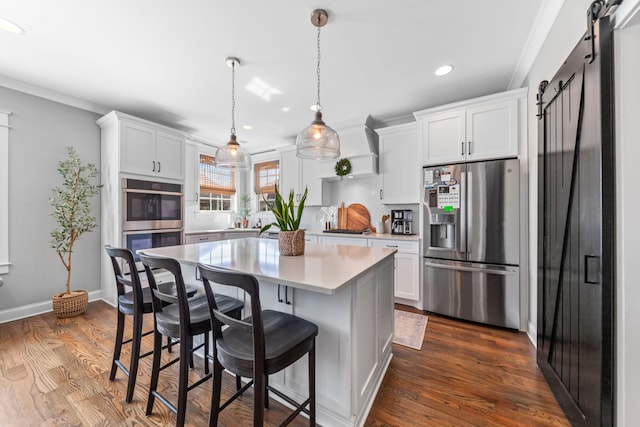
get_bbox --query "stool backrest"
[138,253,191,326]
[105,245,143,302]
[197,263,266,364]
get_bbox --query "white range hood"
[319,116,379,180]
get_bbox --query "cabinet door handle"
[277,284,284,303]
[285,286,291,305]
[152,160,156,172]
[195,192,199,201]
[379,189,383,200]
[468,141,472,155]
[158,161,161,173]
[461,142,464,156]
[386,244,399,248]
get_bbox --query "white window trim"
[0,111,10,274]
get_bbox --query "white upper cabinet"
[279,147,325,206]
[376,121,421,204]
[414,88,526,166]
[99,111,185,181]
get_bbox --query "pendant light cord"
[316,17,322,112]
[231,60,236,135]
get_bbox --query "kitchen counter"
[307,230,420,242]
[184,228,260,235]
[142,237,395,427]
[142,237,395,295]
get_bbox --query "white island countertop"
[142,237,396,295]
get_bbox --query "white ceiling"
[0,1,551,153]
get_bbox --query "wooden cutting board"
[346,203,376,232]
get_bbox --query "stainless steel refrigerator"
[422,158,520,329]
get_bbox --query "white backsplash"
[185,175,419,233]
[301,175,419,232]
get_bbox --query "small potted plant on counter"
[49,147,101,318]
[238,193,252,229]
[260,185,307,256]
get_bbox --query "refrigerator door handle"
[460,171,467,253]
[424,261,518,276]
[467,170,472,254]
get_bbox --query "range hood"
[319,116,379,180]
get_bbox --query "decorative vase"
[279,229,305,256]
[51,289,88,318]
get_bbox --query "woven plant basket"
[279,229,305,256]
[52,289,88,318]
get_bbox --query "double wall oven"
[122,179,183,265]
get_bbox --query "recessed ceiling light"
[0,17,25,34]
[434,65,454,77]
[281,107,291,113]
[242,125,253,130]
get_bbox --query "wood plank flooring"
[0,301,569,426]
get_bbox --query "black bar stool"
[139,253,244,427]
[104,246,197,403]
[198,263,318,427]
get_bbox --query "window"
[199,154,235,211]
[254,160,279,211]
[0,112,10,274]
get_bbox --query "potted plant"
[238,193,252,229]
[260,185,307,256]
[49,146,101,318]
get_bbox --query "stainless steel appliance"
[391,209,413,235]
[422,159,520,329]
[123,229,183,262]
[122,178,183,231]
[122,178,184,270]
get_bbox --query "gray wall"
[0,86,101,311]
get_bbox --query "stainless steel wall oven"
[122,179,183,269]
[122,178,183,231]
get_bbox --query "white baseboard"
[0,290,104,324]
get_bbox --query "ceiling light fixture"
[0,17,25,34]
[214,57,251,171]
[435,64,454,76]
[296,9,340,160]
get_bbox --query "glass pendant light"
[215,57,251,170]
[296,9,340,160]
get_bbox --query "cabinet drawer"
[368,239,419,254]
[319,236,368,246]
[185,233,219,244]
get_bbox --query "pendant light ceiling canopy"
[296,9,340,160]
[215,57,251,171]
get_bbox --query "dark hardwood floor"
[0,301,568,426]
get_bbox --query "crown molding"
[0,74,110,115]
[508,0,566,89]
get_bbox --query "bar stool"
[198,263,318,427]
[139,253,244,427]
[104,246,197,403]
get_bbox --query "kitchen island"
[142,237,396,427]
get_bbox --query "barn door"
[537,4,615,427]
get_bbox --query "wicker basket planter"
[279,229,305,256]
[52,289,88,318]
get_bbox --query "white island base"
[144,238,396,427]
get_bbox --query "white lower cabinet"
[303,234,318,243]
[184,233,221,244]
[317,236,368,246]
[368,239,420,301]
[184,230,258,244]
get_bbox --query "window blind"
[254,160,279,194]
[199,154,236,195]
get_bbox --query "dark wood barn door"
[537,7,615,427]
